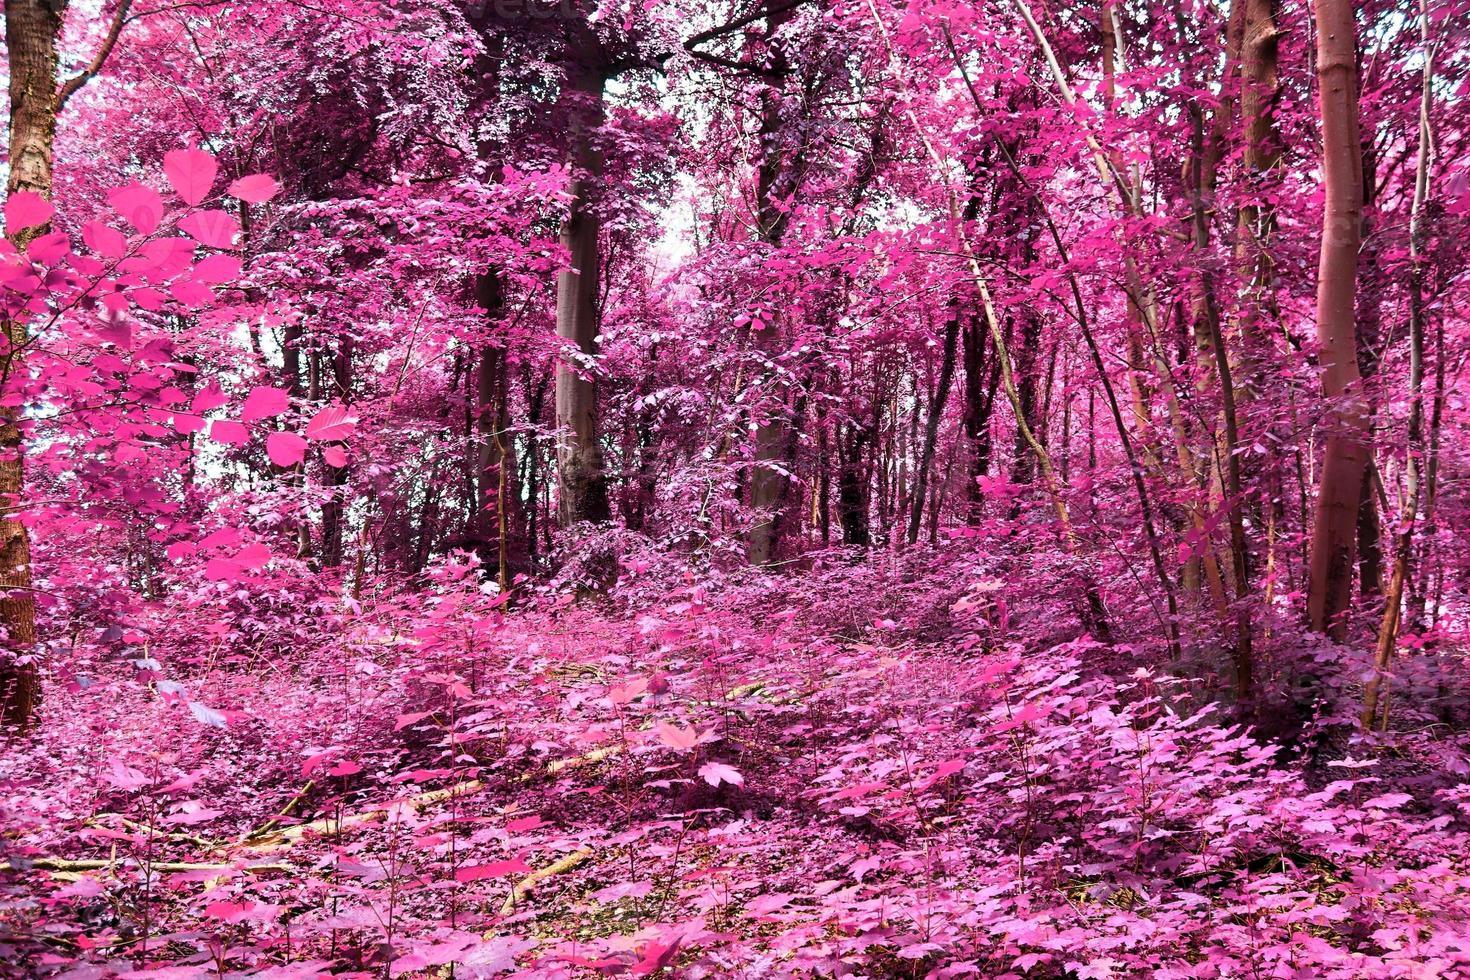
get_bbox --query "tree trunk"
[475,271,519,586]
[0,0,65,729]
[320,337,353,568]
[907,312,960,545]
[1362,0,1433,728]
[554,64,611,527]
[747,0,800,566]
[1306,0,1370,639]
[961,315,998,523]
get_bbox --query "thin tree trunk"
[1362,1,1433,729]
[475,272,518,585]
[907,311,960,545]
[321,338,353,568]
[1306,0,1370,639]
[962,315,999,523]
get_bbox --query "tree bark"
[747,0,801,566]
[554,63,611,527]
[1362,0,1433,728]
[475,272,518,586]
[907,311,960,545]
[1306,0,1370,639]
[0,0,65,729]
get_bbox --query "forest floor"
[3,548,1470,978]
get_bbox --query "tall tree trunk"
[1306,0,1369,639]
[961,315,998,522]
[836,425,872,547]
[320,338,353,568]
[1362,0,1433,728]
[554,64,611,527]
[475,271,518,586]
[907,312,960,545]
[747,0,799,566]
[0,0,65,729]
[1180,0,1253,698]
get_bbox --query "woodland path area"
[4,552,1470,977]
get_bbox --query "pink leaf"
[305,403,356,441]
[165,541,197,560]
[208,420,249,445]
[228,174,280,204]
[130,286,166,310]
[301,749,341,776]
[747,892,792,916]
[655,723,702,752]
[266,431,308,467]
[240,385,289,423]
[193,253,241,284]
[105,760,150,790]
[190,385,227,414]
[5,191,54,232]
[455,857,531,881]
[169,278,216,308]
[82,222,128,259]
[324,445,348,468]
[506,815,543,833]
[164,148,218,206]
[107,184,164,234]
[698,761,744,788]
[199,527,240,549]
[178,210,239,249]
[394,711,434,731]
[235,543,272,570]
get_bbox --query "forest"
[0,0,1467,975]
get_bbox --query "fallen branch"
[239,779,485,852]
[3,857,290,876]
[238,745,624,854]
[85,813,220,851]
[236,779,316,846]
[499,847,594,916]
[543,745,622,777]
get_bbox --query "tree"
[0,0,66,728]
[1305,0,1370,639]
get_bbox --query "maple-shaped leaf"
[228,174,280,204]
[698,761,744,787]
[105,759,151,790]
[164,148,218,206]
[654,722,703,752]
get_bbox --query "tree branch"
[56,0,134,115]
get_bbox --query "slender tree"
[1306,0,1370,639]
